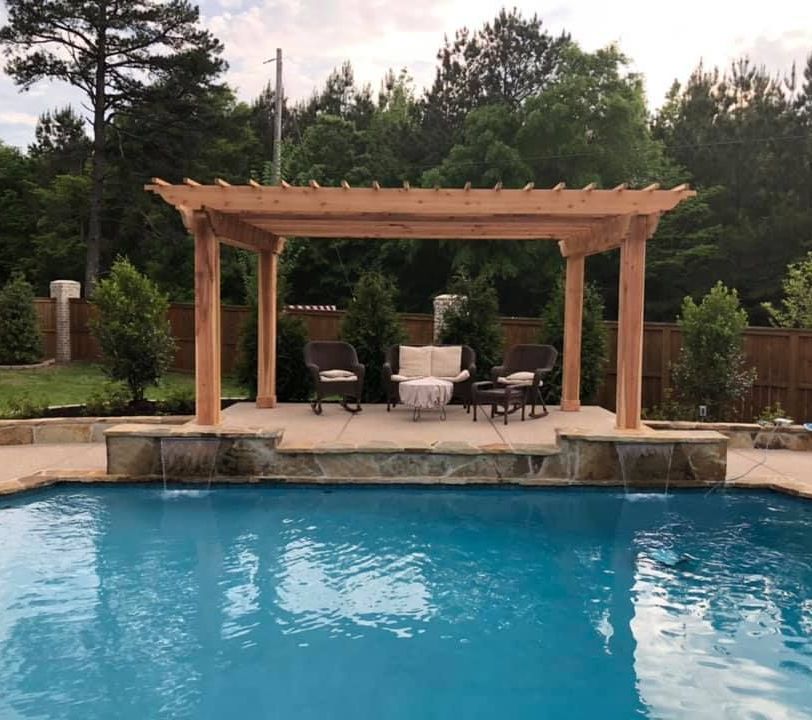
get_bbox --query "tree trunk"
[86,15,107,296]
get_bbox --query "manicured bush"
[0,274,43,365]
[438,271,503,379]
[341,271,405,401]
[91,257,176,404]
[539,275,608,404]
[671,282,756,421]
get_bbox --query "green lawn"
[0,363,247,408]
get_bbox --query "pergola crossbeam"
[145,179,694,429]
[558,215,634,257]
[205,208,281,252]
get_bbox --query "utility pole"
[263,48,283,184]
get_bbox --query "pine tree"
[341,272,405,401]
[439,272,504,379]
[0,0,224,291]
[539,276,608,404]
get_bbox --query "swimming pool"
[1,486,810,719]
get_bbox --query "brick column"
[49,280,81,363]
[432,294,464,343]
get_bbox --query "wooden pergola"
[146,178,694,430]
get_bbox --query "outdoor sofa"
[383,344,476,411]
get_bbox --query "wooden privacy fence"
[31,299,812,421]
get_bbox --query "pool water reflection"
[0,486,810,719]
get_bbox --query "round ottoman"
[398,377,454,421]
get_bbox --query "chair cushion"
[430,346,462,378]
[498,371,536,385]
[435,369,470,383]
[399,346,431,378]
[319,369,356,379]
[319,371,358,382]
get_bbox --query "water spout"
[159,436,221,494]
[616,442,675,496]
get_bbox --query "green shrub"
[643,389,695,421]
[756,401,790,425]
[236,309,311,402]
[671,282,756,421]
[762,251,812,328]
[0,394,47,419]
[438,272,503,379]
[91,257,176,404]
[341,271,405,401]
[0,274,43,365]
[539,275,608,404]
[159,384,196,415]
[84,382,130,416]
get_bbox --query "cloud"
[2,0,812,148]
[0,110,38,126]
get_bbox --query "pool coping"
[2,467,810,501]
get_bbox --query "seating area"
[304,340,558,423]
[383,344,475,411]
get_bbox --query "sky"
[1,0,811,149]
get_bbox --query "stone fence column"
[49,280,81,363]
[433,293,464,343]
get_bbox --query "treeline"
[1,6,811,323]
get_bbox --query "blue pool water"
[1,487,811,720]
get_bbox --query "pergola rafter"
[145,178,694,430]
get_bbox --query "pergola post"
[193,212,222,425]
[615,216,648,430]
[257,248,278,408]
[561,254,585,411]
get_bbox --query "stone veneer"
[555,429,727,486]
[0,416,191,446]
[49,280,81,363]
[103,423,728,486]
[645,420,812,452]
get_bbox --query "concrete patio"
[219,401,621,451]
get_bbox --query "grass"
[0,363,247,408]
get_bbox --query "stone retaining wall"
[103,424,728,486]
[0,416,191,446]
[645,420,812,451]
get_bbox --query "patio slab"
[219,402,619,451]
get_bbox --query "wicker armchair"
[491,344,558,418]
[303,341,365,415]
[383,344,476,411]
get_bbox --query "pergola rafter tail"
[145,178,694,430]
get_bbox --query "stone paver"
[0,443,106,484]
[726,448,812,498]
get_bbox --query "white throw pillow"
[430,346,462,378]
[435,369,470,383]
[399,346,431,378]
[498,371,536,385]
[320,369,356,379]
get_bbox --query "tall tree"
[0,0,224,292]
[421,8,570,163]
[29,106,91,178]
